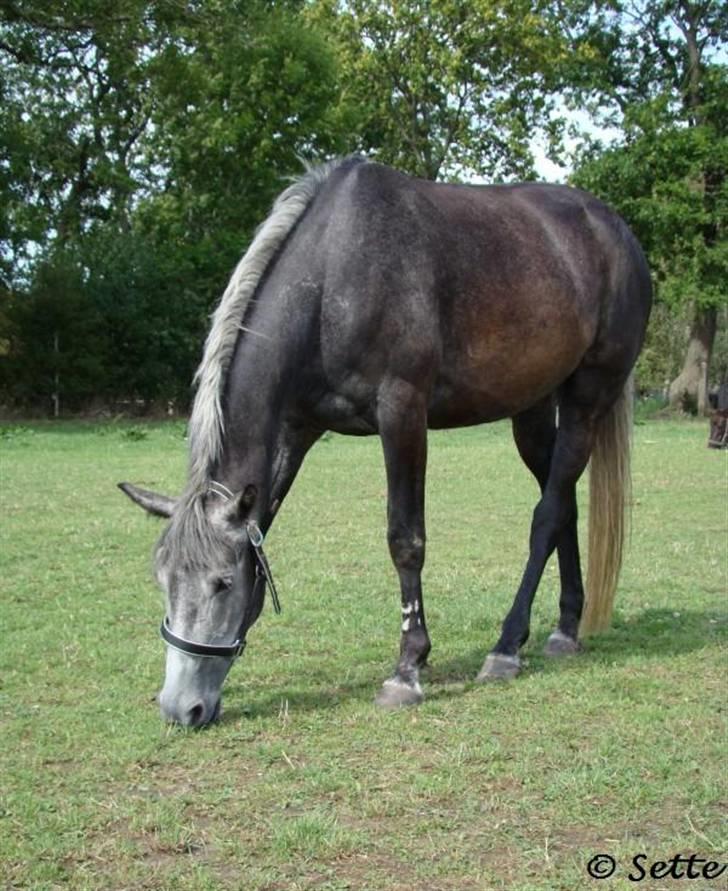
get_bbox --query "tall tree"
[0,1,348,409]
[0,0,169,281]
[310,0,570,181]
[139,0,345,306]
[567,1,727,412]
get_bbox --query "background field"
[1,418,726,890]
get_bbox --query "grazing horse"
[708,409,728,448]
[120,156,651,726]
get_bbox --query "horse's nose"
[158,691,219,727]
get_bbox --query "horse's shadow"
[221,607,725,722]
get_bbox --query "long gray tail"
[580,377,633,634]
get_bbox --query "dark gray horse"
[120,156,651,726]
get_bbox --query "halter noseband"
[161,615,247,660]
[159,481,281,661]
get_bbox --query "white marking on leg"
[383,677,423,697]
[402,603,414,616]
[484,652,521,669]
[548,629,575,645]
[401,617,411,632]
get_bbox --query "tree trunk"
[52,330,60,418]
[668,305,717,414]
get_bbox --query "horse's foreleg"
[511,401,584,658]
[375,380,431,708]
[479,405,596,680]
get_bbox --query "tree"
[0,1,349,410]
[0,0,169,282]
[567,1,727,412]
[1,253,107,413]
[139,0,346,310]
[310,0,571,181]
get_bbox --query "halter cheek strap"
[208,480,236,500]
[247,520,281,614]
[159,481,281,660]
[208,480,281,615]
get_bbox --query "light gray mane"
[186,156,356,491]
[156,492,230,573]
[157,157,359,574]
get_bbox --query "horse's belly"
[428,304,591,426]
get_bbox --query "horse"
[708,409,728,449]
[119,156,652,726]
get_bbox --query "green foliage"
[559,0,728,128]
[140,0,345,294]
[0,0,166,276]
[120,424,149,441]
[82,226,207,405]
[570,2,727,313]
[310,0,569,180]
[1,0,725,411]
[573,111,728,312]
[0,232,207,410]
[0,423,34,441]
[0,253,107,410]
[0,0,346,411]
[568,2,728,393]
[634,303,691,393]
[633,393,668,423]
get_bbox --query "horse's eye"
[213,577,232,595]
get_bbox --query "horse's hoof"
[374,677,424,709]
[544,629,582,657]
[476,652,521,682]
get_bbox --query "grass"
[1,418,726,890]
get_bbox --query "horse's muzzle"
[158,690,221,727]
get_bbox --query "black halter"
[160,614,247,659]
[159,483,281,660]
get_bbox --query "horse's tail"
[580,377,633,635]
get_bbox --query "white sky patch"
[532,106,624,183]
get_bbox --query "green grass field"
[1,418,726,890]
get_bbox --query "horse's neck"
[207,239,322,509]
[212,322,301,508]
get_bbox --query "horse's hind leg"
[511,399,584,657]
[374,379,431,708]
[478,397,600,681]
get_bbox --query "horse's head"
[119,481,267,726]
[708,410,728,449]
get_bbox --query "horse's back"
[302,161,651,427]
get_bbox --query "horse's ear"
[229,484,257,522]
[118,482,177,518]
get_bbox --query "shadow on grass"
[428,607,727,684]
[219,607,726,723]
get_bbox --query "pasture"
[1,418,726,890]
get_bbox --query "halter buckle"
[246,520,265,547]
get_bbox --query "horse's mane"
[186,155,362,492]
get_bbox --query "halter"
[159,481,281,661]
